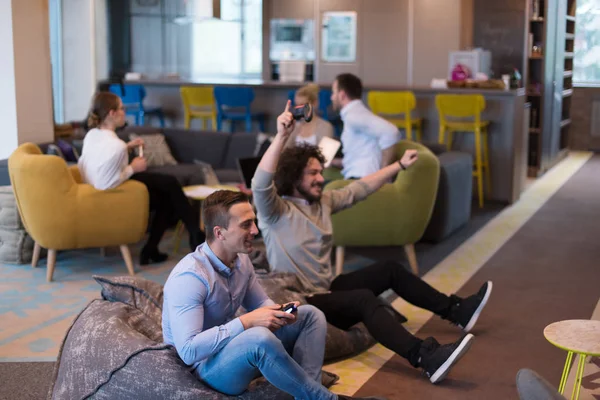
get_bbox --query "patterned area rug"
[0,239,373,362]
[0,246,174,361]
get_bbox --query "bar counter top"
[109,77,525,97]
[103,78,529,204]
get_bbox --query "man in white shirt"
[330,73,400,179]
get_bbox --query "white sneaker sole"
[429,333,474,384]
[463,281,493,333]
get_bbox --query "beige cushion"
[129,133,177,167]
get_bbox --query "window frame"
[127,0,262,80]
[573,0,600,87]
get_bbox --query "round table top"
[183,184,240,200]
[543,320,600,355]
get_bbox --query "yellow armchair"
[324,141,440,275]
[8,143,149,282]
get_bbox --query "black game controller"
[282,302,298,314]
[291,103,313,123]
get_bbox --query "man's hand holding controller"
[239,301,300,332]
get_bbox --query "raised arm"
[360,149,418,193]
[251,102,296,223]
[256,101,295,173]
[327,150,417,213]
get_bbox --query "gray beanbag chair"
[48,274,375,400]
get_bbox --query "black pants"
[306,261,452,366]
[131,172,198,253]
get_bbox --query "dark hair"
[202,190,251,241]
[275,143,326,196]
[87,92,121,129]
[335,73,363,100]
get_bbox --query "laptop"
[318,136,341,168]
[237,157,262,189]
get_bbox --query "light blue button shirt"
[340,99,400,179]
[162,242,275,370]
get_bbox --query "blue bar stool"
[288,90,296,106]
[213,87,266,133]
[109,84,165,127]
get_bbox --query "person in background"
[329,73,400,179]
[286,83,335,148]
[78,92,204,265]
[162,190,384,400]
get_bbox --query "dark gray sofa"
[422,143,473,243]
[0,127,259,188]
[117,126,258,185]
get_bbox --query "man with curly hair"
[251,102,493,384]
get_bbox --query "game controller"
[282,302,298,314]
[291,103,313,123]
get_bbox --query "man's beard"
[296,182,323,203]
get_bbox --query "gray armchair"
[421,143,473,243]
[516,369,566,400]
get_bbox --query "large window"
[129,0,262,79]
[574,0,600,85]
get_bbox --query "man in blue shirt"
[329,73,400,179]
[162,190,382,400]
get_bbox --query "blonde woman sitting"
[286,84,335,148]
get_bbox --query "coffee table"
[543,319,600,400]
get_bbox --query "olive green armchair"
[324,141,440,275]
[8,143,149,282]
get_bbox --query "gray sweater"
[252,167,370,293]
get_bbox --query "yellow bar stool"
[367,91,422,142]
[544,320,600,400]
[180,86,217,130]
[436,94,490,208]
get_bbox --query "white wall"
[0,0,54,160]
[411,0,462,85]
[265,0,467,86]
[94,0,109,81]
[0,0,19,160]
[12,0,55,145]
[62,0,96,122]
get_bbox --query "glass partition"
[126,0,262,79]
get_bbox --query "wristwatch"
[398,160,407,170]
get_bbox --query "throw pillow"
[56,139,79,162]
[129,133,178,167]
[93,275,164,324]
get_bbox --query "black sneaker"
[419,334,474,384]
[447,281,493,333]
[337,395,387,400]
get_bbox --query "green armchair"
[324,141,440,275]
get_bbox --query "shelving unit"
[526,0,576,176]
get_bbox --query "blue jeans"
[197,305,336,400]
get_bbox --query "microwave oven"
[270,19,315,61]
